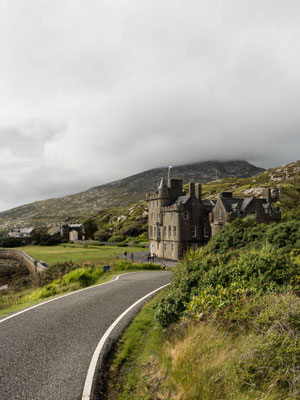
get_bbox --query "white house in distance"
[8,227,35,238]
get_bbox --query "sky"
[0,0,300,211]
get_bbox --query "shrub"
[62,266,104,287]
[94,230,111,241]
[115,260,162,271]
[108,235,124,243]
[155,247,298,328]
[0,237,23,248]
[120,221,145,237]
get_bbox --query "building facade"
[146,178,211,260]
[147,180,281,261]
[60,224,85,241]
[209,189,281,234]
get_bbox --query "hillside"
[87,160,300,243]
[0,160,263,230]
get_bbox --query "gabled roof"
[202,199,216,211]
[241,197,253,211]
[219,197,244,213]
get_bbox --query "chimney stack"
[195,183,202,199]
[263,188,271,203]
[189,182,195,197]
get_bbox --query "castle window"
[253,210,257,218]
[171,243,174,252]
[218,210,222,220]
[168,226,171,238]
[154,226,156,236]
[173,226,177,239]
[158,227,161,238]
[163,226,166,238]
[149,226,153,237]
[184,211,189,220]
[164,243,167,251]
[204,226,210,238]
[191,226,197,238]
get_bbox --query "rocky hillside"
[0,160,263,230]
[91,160,300,243]
[201,160,300,206]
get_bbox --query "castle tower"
[158,177,169,207]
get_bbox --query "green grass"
[14,243,145,265]
[106,292,299,400]
[0,258,164,318]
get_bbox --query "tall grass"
[0,259,164,317]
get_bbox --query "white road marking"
[0,273,134,324]
[81,282,170,400]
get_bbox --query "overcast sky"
[0,0,299,211]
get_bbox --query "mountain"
[91,160,299,243]
[0,160,264,229]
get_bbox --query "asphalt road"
[0,271,172,400]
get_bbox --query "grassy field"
[14,243,145,266]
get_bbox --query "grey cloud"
[0,0,300,211]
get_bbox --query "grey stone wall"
[0,249,47,274]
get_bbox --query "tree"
[84,219,98,240]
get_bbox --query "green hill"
[88,160,300,242]
[0,160,263,230]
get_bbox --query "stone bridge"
[0,249,47,274]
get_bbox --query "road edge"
[81,282,170,400]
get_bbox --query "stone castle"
[147,178,281,261]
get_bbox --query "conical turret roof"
[158,177,168,190]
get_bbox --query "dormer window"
[184,211,189,220]
[253,210,257,218]
[267,209,272,216]
[218,210,222,220]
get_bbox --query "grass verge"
[105,292,299,400]
[0,259,164,318]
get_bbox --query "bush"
[108,235,124,243]
[94,229,111,241]
[155,247,298,328]
[115,260,162,271]
[0,237,23,248]
[208,218,300,254]
[62,266,104,287]
[119,221,145,237]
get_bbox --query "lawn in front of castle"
[16,243,145,266]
